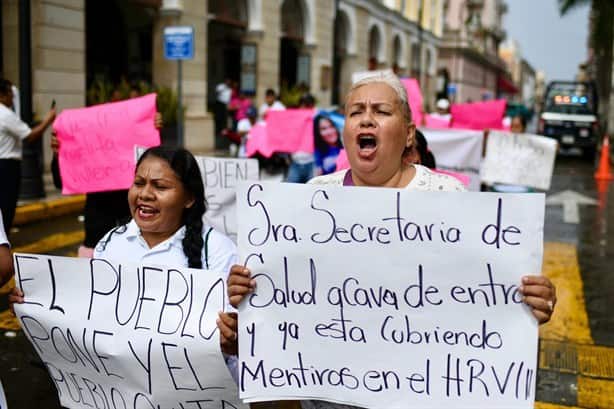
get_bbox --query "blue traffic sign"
[164,26,194,60]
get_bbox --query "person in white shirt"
[0,209,12,287]
[214,78,232,138]
[0,78,56,230]
[10,146,240,381]
[258,88,285,121]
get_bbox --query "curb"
[13,195,85,226]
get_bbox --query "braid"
[182,208,204,269]
[96,223,128,253]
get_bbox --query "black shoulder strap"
[204,227,214,269]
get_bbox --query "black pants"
[0,158,21,232]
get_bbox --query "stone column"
[153,0,212,153]
[243,0,280,105]
[31,0,86,169]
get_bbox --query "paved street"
[1,153,613,408]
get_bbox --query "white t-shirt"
[215,83,232,104]
[309,164,467,192]
[0,210,8,246]
[94,219,239,382]
[258,100,285,121]
[0,102,31,159]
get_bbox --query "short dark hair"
[0,79,12,96]
[265,89,276,97]
[299,93,316,108]
[512,115,527,131]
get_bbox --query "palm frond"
[558,0,591,16]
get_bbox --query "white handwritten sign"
[135,147,259,243]
[420,128,484,191]
[237,182,544,408]
[13,254,247,409]
[196,157,259,242]
[481,131,558,190]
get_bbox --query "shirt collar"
[125,219,186,250]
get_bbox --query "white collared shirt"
[94,219,240,383]
[0,102,31,160]
[94,219,237,274]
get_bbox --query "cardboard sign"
[481,132,558,190]
[237,182,543,408]
[13,254,246,409]
[421,128,484,191]
[196,157,260,242]
[54,94,160,194]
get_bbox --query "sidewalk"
[13,173,84,226]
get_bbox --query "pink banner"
[246,109,315,158]
[53,94,160,194]
[423,114,451,129]
[335,148,350,171]
[450,99,507,130]
[400,78,424,126]
[245,123,270,157]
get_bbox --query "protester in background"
[50,90,163,258]
[0,78,56,232]
[236,105,258,157]
[0,210,12,287]
[313,115,343,176]
[222,72,557,407]
[510,114,527,134]
[215,78,232,139]
[286,93,317,183]
[228,89,252,131]
[11,146,240,379]
[430,98,451,121]
[258,88,285,121]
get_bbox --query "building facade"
[2,0,444,168]
[437,0,507,103]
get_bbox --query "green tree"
[559,0,614,131]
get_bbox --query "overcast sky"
[503,0,590,82]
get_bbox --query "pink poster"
[246,109,315,157]
[450,99,507,130]
[335,148,350,171]
[424,114,451,129]
[400,78,424,126]
[245,123,270,157]
[53,94,160,194]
